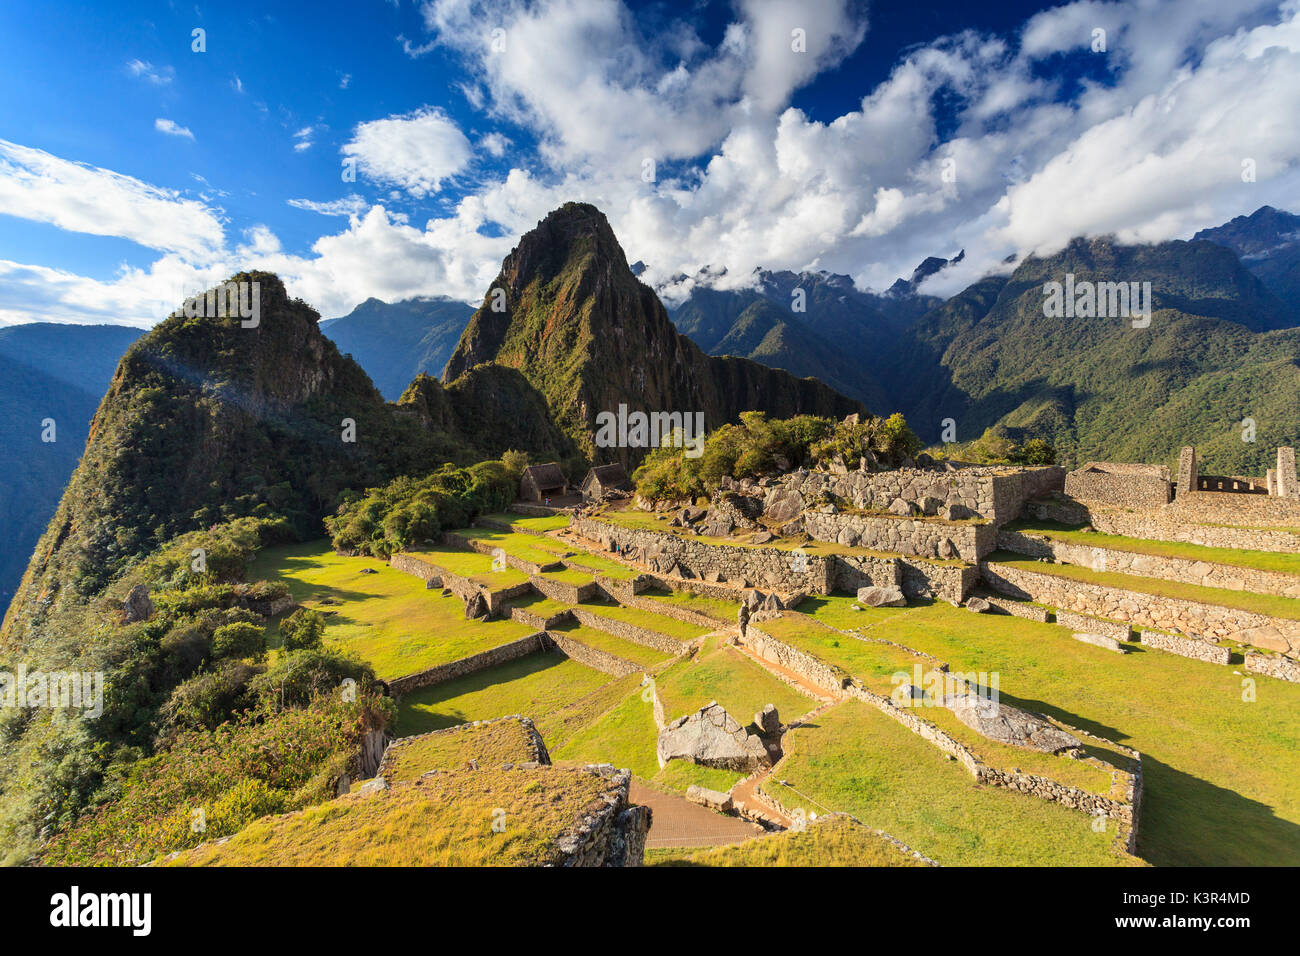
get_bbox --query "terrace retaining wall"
[386,633,549,696]
[999,529,1300,598]
[544,630,641,677]
[554,767,651,867]
[801,511,997,561]
[388,553,533,616]
[571,607,690,657]
[981,562,1300,656]
[1138,630,1231,665]
[1244,652,1300,684]
[1085,509,1300,555]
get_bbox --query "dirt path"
[628,781,766,848]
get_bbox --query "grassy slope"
[576,597,712,641]
[647,815,930,867]
[654,641,814,725]
[640,587,737,622]
[763,701,1139,867]
[384,720,540,781]
[161,770,614,866]
[403,546,531,588]
[799,597,1300,865]
[395,652,611,735]
[248,542,534,680]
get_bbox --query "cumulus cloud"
[341,106,471,197]
[287,195,370,217]
[154,118,195,140]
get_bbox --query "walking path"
[629,781,766,848]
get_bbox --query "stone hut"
[520,463,568,503]
[580,463,631,501]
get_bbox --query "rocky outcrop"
[941,693,1082,753]
[657,703,771,771]
[121,584,154,623]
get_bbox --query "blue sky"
[1,0,1298,325]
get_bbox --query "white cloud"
[293,125,317,152]
[231,74,244,94]
[339,73,352,89]
[479,132,511,158]
[341,106,471,197]
[155,118,195,140]
[126,59,174,85]
[0,139,223,261]
[287,195,369,217]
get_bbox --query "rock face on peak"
[443,202,865,467]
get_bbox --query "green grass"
[539,566,600,587]
[1005,520,1300,577]
[551,685,661,779]
[640,586,737,623]
[758,612,936,697]
[446,528,568,566]
[990,552,1300,621]
[647,761,747,795]
[404,546,531,588]
[646,815,930,867]
[247,542,535,680]
[549,621,672,668]
[395,652,612,735]
[384,720,541,781]
[576,597,712,642]
[503,592,571,621]
[654,643,814,725]
[536,672,645,754]
[563,551,641,580]
[762,701,1139,867]
[794,593,919,631]
[162,769,616,867]
[481,512,571,533]
[812,600,1300,866]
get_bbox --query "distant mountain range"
[0,323,141,611]
[319,296,473,400]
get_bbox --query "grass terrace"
[988,552,1300,622]
[539,566,601,587]
[537,672,645,754]
[551,684,661,779]
[563,551,642,581]
[395,652,612,735]
[647,761,747,796]
[1005,520,1300,577]
[640,586,737,623]
[504,592,572,621]
[383,720,541,782]
[548,620,674,669]
[647,815,930,867]
[446,527,569,566]
[807,599,1300,866]
[481,512,571,534]
[248,543,534,680]
[161,769,618,867]
[762,701,1139,867]
[757,612,938,697]
[654,640,814,725]
[404,546,531,589]
[577,597,713,642]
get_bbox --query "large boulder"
[657,703,771,771]
[856,586,907,608]
[122,584,154,623]
[754,704,781,739]
[763,487,805,524]
[942,693,1081,753]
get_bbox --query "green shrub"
[212,622,266,661]
[280,608,325,652]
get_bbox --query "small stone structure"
[1177,445,1198,498]
[1279,447,1299,499]
[1064,462,1172,508]
[580,463,631,501]
[520,462,568,503]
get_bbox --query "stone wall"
[571,607,690,656]
[774,464,1063,526]
[1055,608,1131,642]
[979,593,1052,622]
[575,516,976,604]
[386,634,548,696]
[377,715,551,782]
[601,580,726,630]
[553,766,651,867]
[1138,630,1231,665]
[1064,463,1172,508]
[545,630,641,677]
[530,573,603,604]
[1167,491,1300,526]
[1244,652,1300,684]
[389,553,533,615]
[998,528,1300,598]
[1085,508,1300,555]
[802,510,996,561]
[982,562,1300,656]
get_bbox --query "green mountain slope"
[443,202,865,466]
